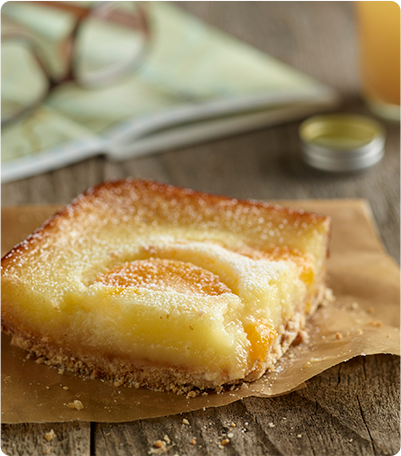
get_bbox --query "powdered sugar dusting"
[1,180,331,389]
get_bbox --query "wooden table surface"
[2,2,400,455]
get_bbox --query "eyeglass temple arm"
[23,0,90,19]
[32,1,150,34]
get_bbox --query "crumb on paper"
[58,368,65,375]
[63,386,69,391]
[227,433,234,438]
[335,332,343,340]
[186,390,197,399]
[220,438,230,446]
[67,400,84,410]
[349,438,353,442]
[297,434,302,439]
[230,422,236,427]
[44,430,56,442]
[369,320,383,328]
[182,418,190,425]
[190,438,196,445]
[268,422,275,428]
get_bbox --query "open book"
[2,2,338,182]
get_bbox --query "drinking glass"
[355,1,400,122]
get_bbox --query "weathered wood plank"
[298,355,400,456]
[1,157,105,207]
[87,356,399,456]
[1,422,91,456]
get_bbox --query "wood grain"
[1,422,90,456]
[1,2,399,455]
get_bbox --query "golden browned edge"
[1,179,331,266]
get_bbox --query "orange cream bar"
[1,180,330,392]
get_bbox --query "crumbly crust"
[2,285,326,394]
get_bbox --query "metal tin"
[299,114,386,172]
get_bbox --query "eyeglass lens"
[2,40,49,123]
[74,2,148,87]
[2,1,149,123]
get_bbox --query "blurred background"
[1,1,400,260]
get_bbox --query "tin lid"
[299,114,386,172]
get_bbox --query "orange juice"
[355,1,400,120]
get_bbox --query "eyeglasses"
[1,1,151,126]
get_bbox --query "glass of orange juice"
[355,1,400,122]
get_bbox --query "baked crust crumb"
[44,430,56,442]
[66,400,84,410]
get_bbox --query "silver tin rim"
[299,114,386,172]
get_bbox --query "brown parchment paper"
[1,200,400,424]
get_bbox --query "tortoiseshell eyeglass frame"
[1,1,151,126]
